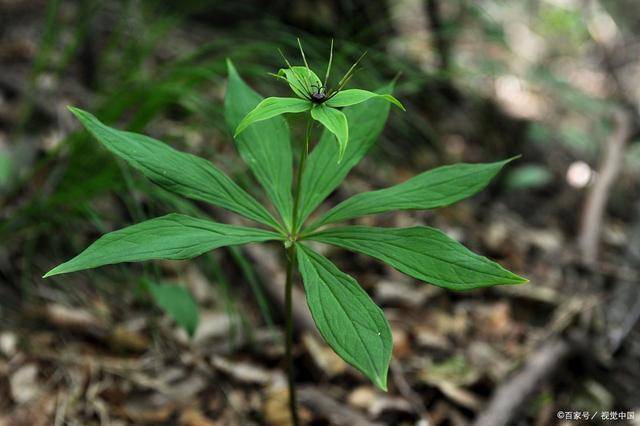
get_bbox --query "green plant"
[44,43,526,425]
[141,279,199,337]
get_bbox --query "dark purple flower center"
[311,92,326,103]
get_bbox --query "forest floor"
[1,2,640,425]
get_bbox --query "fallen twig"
[473,337,578,426]
[390,360,430,421]
[298,386,384,426]
[242,243,318,335]
[602,201,640,354]
[578,109,632,265]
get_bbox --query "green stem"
[291,117,313,234]
[283,115,313,426]
[284,244,299,426]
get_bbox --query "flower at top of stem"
[275,39,366,105]
[234,38,405,162]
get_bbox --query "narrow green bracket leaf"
[310,104,349,162]
[326,89,405,111]
[68,107,282,231]
[145,280,199,337]
[234,97,312,137]
[44,213,281,277]
[295,83,394,228]
[308,226,527,291]
[309,158,516,230]
[225,60,295,230]
[296,244,392,390]
[278,66,322,99]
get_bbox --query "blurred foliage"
[505,164,554,191]
[537,5,589,49]
[144,280,200,337]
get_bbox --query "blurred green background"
[1,0,639,425]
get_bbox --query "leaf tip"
[233,123,245,138]
[382,94,406,111]
[67,106,93,125]
[67,105,83,118]
[226,58,238,77]
[374,374,389,392]
[42,267,60,278]
[512,274,529,284]
[498,268,528,286]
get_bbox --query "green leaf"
[225,61,295,229]
[44,214,280,277]
[278,66,322,98]
[309,159,514,230]
[295,83,394,229]
[504,164,553,190]
[234,97,312,137]
[68,107,282,230]
[310,105,349,161]
[308,226,527,291]
[326,89,405,111]
[296,244,392,390]
[146,281,199,337]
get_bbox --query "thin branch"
[578,109,632,265]
[298,386,384,426]
[473,337,578,426]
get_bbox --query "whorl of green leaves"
[45,56,525,391]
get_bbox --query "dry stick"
[475,112,634,426]
[390,360,429,420]
[298,386,385,426]
[579,4,637,265]
[603,201,640,354]
[241,243,317,334]
[578,109,632,265]
[475,111,635,425]
[473,338,575,426]
[475,115,633,426]
[575,0,640,368]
